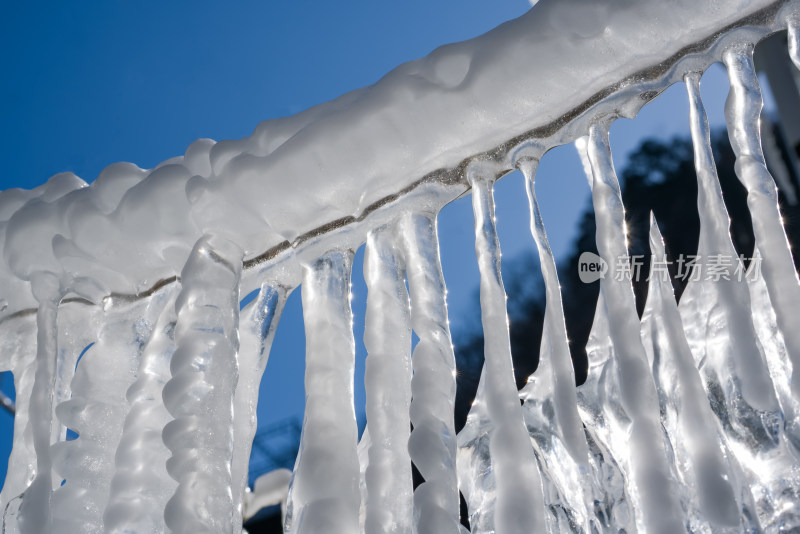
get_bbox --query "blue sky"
[0,1,739,490]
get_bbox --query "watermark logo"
[576,252,762,284]
[578,252,608,283]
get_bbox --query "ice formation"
[2,0,800,532]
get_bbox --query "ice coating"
[286,250,361,534]
[362,224,414,534]
[0,0,785,318]
[2,1,800,533]
[161,235,244,534]
[585,124,686,533]
[640,214,758,532]
[467,166,546,534]
[398,211,460,534]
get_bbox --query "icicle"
[50,294,162,534]
[397,211,460,534]
[684,70,778,410]
[685,67,800,530]
[17,272,63,534]
[573,138,639,534]
[724,46,800,401]
[362,224,414,534]
[0,315,37,516]
[285,249,361,534]
[162,235,244,534]
[518,156,614,533]
[103,285,179,534]
[466,165,546,534]
[641,213,759,532]
[230,281,289,532]
[585,124,686,534]
[517,157,588,463]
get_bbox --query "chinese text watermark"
[577,252,762,284]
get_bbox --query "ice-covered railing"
[3,0,800,532]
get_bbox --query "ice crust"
[0,0,783,317]
[3,1,800,533]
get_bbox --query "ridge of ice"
[0,0,784,317]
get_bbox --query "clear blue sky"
[0,1,739,490]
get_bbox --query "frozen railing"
[2,0,800,532]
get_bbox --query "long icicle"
[573,139,637,533]
[586,123,686,534]
[285,249,361,534]
[724,45,800,400]
[230,280,290,532]
[362,223,414,534]
[641,213,759,532]
[162,235,244,534]
[17,272,62,534]
[104,285,179,534]
[398,211,461,534]
[467,166,546,534]
[518,156,615,532]
[518,157,588,462]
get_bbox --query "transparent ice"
[2,0,800,533]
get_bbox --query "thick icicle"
[162,235,244,534]
[585,124,686,533]
[362,224,414,534]
[285,250,361,534]
[17,272,62,534]
[682,68,800,530]
[103,285,179,534]
[724,46,800,400]
[0,316,37,517]
[466,167,546,534]
[230,281,289,532]
[640,213,759,532]
[49,295,161,534]
[398,211,461,534]
[517,157,610,533]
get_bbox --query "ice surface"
[3,1,800,533]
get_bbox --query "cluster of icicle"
[4,15,800,534]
